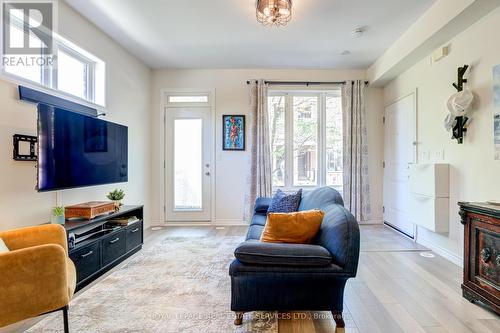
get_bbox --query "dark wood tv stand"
[64,205,144,291]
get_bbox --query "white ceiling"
[64,0,435,69]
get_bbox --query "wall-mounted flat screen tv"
[37,104,128,192]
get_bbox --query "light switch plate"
[422,150,430,161]
[433,150,444,161]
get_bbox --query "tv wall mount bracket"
[13,134,37,161]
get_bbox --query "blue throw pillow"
[267,189,302,213]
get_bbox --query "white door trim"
[160,88,216,225]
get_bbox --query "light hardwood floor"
[3,224,499,333]
[157,225,499,333]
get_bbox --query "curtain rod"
[246,80,369,86]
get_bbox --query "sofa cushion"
[246,224,265,240]
[254,197,272,214]
[267,189,302,213]
[251,214,267,227]
[234,240,332,266]
[261,210,324,244]
[229,259,344,276]
[298,186,344,211]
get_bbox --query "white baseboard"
[153,222,212,227]
[214,219,248,226]
[150,219,164,226]
[416,237,463,267]
[359,218,384,225]
[149,219,247,227]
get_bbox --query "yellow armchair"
[0,224,76,332]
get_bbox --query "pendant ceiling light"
[256,0,292,27]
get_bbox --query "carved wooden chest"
[459,202,500,314]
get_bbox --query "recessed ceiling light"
[351,26,367,39]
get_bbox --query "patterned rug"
[26,235,278,333]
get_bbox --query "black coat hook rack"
[452,65,468,92]
[451,65,469,144]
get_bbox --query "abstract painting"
[494,64,500,160]
[223,115,245,150]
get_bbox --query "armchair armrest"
[0,224,68,254]
[234,240,332,266]
[254,197,272,214]
[0,244,70,327]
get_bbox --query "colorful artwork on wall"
[493,64,500,160]
[223,115,245,151]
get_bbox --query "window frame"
[268,89,343,192]
[1,25,105,107]
[165,92,211,107]
[53,43,96,101]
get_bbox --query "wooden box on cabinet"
[459,202,500,314]
[65,201,116,220]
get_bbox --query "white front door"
[165,107,212,222]
[383,92,417,238]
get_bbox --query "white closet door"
[383,92,417,238]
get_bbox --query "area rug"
[26,235,278,333]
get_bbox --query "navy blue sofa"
[229,187,360,327]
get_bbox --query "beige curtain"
[342,80,371,222]
[243,80,272,222]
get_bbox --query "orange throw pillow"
[260,210,325,244]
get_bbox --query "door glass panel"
[174,119,202,210]
[293,96,318,186]
[326,95,343,189]
[268,95,285,186]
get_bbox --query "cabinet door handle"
[131,228,140,233]
[80,251,94,258]
[109,237,120,244]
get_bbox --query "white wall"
[383,7,500,262]
[0,2,151,231]
[150,69,384,225]
[367,0,500,85]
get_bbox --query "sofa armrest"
[234,240,332,266]
[0,224,68,254]
[0,244,70,327]
[315,206,360,277]
[254,197,272,215]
